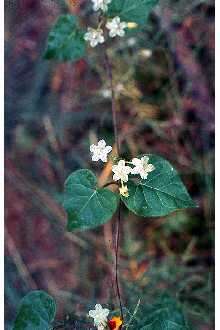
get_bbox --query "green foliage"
[107,0,159,25]
[122,155,195,217]
[139,295,190,329]
[13,291,56,330]
[44,14,85,62]
[123,255,214,329]
[63,156,195,231]
[63,169,119,231]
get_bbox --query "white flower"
[84,28,105,47]
[106,16,127,38]
[127,37,137,46]
[90,140,112,162]
[88,304,110,329]
[91,0,112,12]
[131,156,155,179]
[112,160,132,182]
[139,49,152,58]
[115,83,125,94]
[100,88,112,98]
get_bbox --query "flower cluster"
[84,0,128,47]
[90,139,155,197]
[112,156,155,197]
[88,304,122,330]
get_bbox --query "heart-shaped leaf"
[121,154,196,217]
[140,295,190,330]
[107,0,159,25]
[44,14,86,62]
[63,169,119,231]
[13,291,56,330]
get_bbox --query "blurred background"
[5,0,214,329]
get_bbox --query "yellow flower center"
[119,182,129,197]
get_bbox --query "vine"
[12,1,196,329]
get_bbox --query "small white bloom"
[115,83,125,94]
[139,49,152,58]
[91,0,112,12]
[131,156,155,179]
[112,160,132,182]
[106,16,127,38]
[88,304,110,329]
[84,28,105,48]
[127,37,137,46]
[100,88,112,98]
[90,140,112,162]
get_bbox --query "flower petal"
[100,154,108,162]
[125,166,132,174]
[95,304,102,310]
[119,30,125,37]
[113,173,120,181]
[115,16,120,23]
[142,156,149,163]
[140,172,148,179]
[132,158,141,166]
[89,310,96,317]
[98,140,106,148]
[131,167,139,175]
[105,146,112,153]
[90,144,96,152]
[92,154,99,161]
[147,164,155,172]
[118,160,126,166]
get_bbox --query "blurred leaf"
[121,155,196,217]
[44,14,86,62]
[107,0,159,25]
[162,212,190,235]
[140,295,190,329]
[63,169,119,231]
[13,291,56,330]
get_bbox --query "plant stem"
[102,181,119,188]
[104,51,120,156]
[115,200,124,321]
[104,49,124,322]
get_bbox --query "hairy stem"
[104,49,124,322]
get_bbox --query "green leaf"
[13,291,56,330]
[44,14,85,62]
[107,0,159,25]
[63,169,119,231]
[121,154,196,217]
[140,295,190,330]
